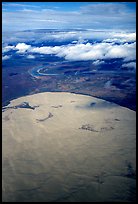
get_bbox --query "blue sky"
[2,2,136,32]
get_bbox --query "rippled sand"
[2,92,136,202]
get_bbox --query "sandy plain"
[2,92,136,202]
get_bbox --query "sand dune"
[2,92,136,202]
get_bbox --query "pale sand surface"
[2,92,136,202]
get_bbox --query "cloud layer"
[2,2,136,32]
[2,29,136,72]
[2,29,136,45]
[2,40,136,64]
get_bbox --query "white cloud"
[2,45,15,53]
[112,32,136,42]
[105,42,136,61]
[30,46,62,55]
[93,60,104,65]
[72,40,78,44]
[26,54,35,59]
[103,32,136,43]
[55,43,106,61]
[2,55,11,60]
[122,62,136,69]
[15,43,31,53]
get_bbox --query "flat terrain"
[2,92,136,202]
